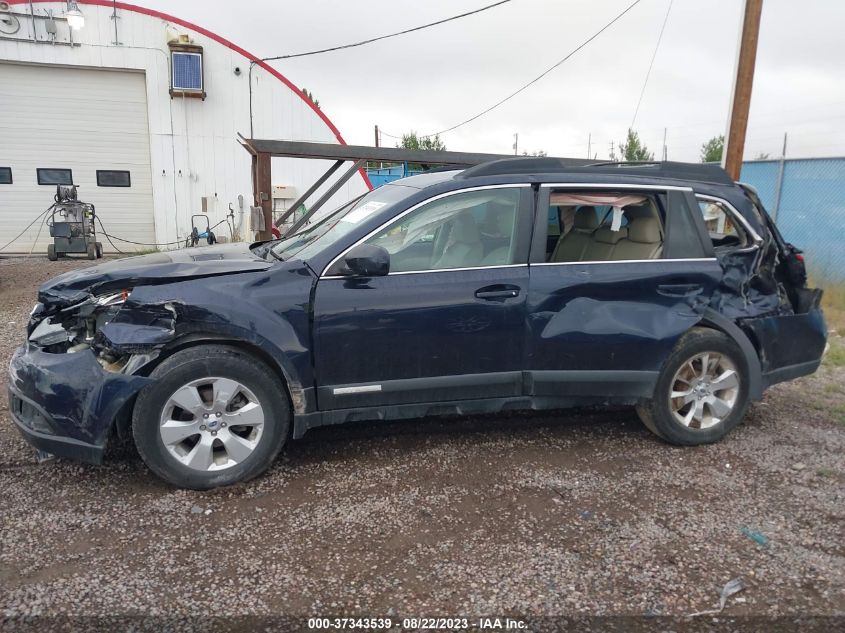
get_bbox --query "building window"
[0,167,11,184]
[37,168,73,185]
[170,45,205,99]
[97,170,131,187]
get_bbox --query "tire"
[47,244,57,261]
[636,327,750,445]
[95,242,103,258]
[132,345,290,489]
[86,243,96,260]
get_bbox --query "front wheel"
[132,346,290,489]
[636,328,750,445]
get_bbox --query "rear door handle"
[475,284,521,300]
[657,283,704,298]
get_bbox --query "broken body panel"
[8,167,828,464]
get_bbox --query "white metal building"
[0,0,371,253]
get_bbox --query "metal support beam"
[274,160,344,228]
[284,160,366,236]
[253,152,273,241]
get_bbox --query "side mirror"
[343,243,390,277]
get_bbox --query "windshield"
[270,184,417,261]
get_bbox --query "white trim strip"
[321,184,531,277]
[531,258,719,267]
[333,385,383,395]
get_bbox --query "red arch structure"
[9,0,373,190]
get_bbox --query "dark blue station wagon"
[9,159,828,488]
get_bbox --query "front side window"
[365,188,522,272]
[696,198,748,249]
[37,168,72,185]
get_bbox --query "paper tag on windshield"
[345,201,386,224]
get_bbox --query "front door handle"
[657,283,704,298]
[475,284,521,300]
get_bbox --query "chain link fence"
[741,157,845,282]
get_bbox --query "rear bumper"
[7,344,152,463]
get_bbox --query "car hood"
[38,243,274,308]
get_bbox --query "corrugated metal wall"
[740,158,845,282]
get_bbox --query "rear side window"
[544,192,664,263]
[696,198,748,249]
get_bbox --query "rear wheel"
[132,346,290,489]
[47,244,57,261]
[636,328,749,445]
[95,242,103,258]
[86,243,96,260]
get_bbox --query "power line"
[260,0,514,62]
[630,0,673,129]
[420,0,645,138]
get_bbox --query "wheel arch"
[695,309,763,400]
[115,333,305,442]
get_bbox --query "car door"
[524,184,724,399]
[313,185,534,410]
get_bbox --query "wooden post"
[253,151,273,240]
[374,125,379,147]
[722,0,764,180]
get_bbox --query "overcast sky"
[139,0,845,162]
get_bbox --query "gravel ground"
[1,256,843,630]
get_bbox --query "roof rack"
[457,157,735,185]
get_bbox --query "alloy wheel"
[668,352,740,430]
[158,377,265,471]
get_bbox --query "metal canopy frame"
[239,137,591,239]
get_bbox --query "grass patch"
[128,248,159,257]
[819,281,845,333]
[816,467,838,477]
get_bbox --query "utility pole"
[587,133,591,159]
[374,125,379,147]
[771,131,788,222]
[662,127,667,161]
[609,141,615,161]
[722,0,764,180]
[513,133,519,156]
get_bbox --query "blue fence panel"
[739,161,778,210]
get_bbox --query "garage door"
[0,63,155,254]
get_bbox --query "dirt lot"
[1,256,843,629]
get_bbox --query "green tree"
[700,135,724,163]
[617,128,654,161]
[399,131,446,152]
[522,150,548,157]
[301,87,319,108]
[755,151,771,160]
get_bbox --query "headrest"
[573,206,598,231]
[449,213,480,244]
[488,205,514,235]
[627,217,662,244]
[593,226,628,245]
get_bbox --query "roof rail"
[457,157,734,185]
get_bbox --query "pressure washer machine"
[47,185,103,261]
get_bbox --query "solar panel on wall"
[172,52,202,90]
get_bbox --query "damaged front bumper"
[7,344,152,464]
